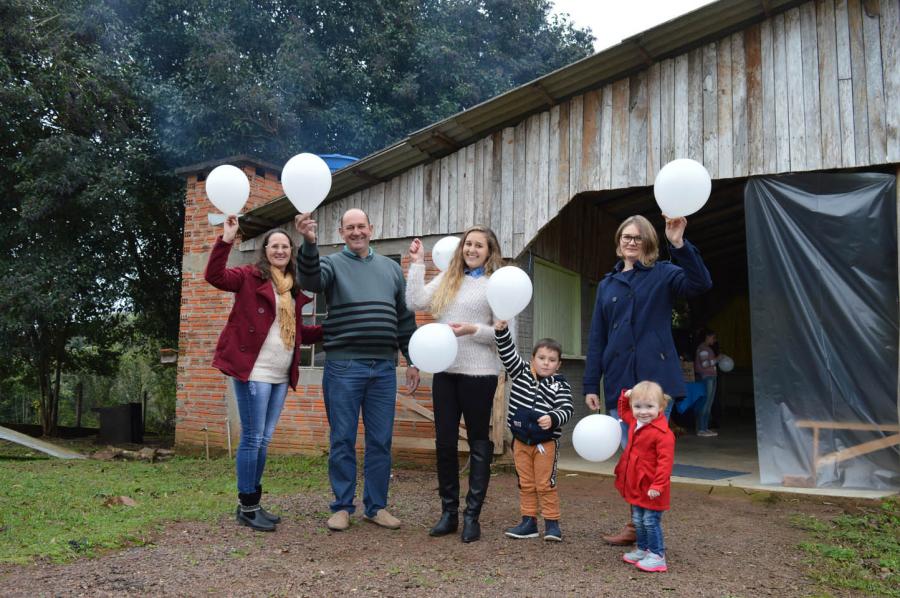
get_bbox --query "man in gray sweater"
[296,209,419,532]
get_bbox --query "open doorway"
[580,177,758,477]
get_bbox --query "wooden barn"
[175,0,900,489]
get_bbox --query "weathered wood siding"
[318,0,899,256]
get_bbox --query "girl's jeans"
[232,379,289,494]
[631,505,665,555]
[696,375,717,432]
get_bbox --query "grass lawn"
[0,441,328,564]
[793,497,900,598]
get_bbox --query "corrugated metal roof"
[221,0,806,239]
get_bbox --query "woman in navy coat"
[583,214,711,545]
[206,215,323,531]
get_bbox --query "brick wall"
[175,171,444,466]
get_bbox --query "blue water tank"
[318,154,359,172]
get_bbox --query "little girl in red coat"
[614,381,675,572]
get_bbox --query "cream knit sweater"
[249,283,293,384]
[405,263,502,376]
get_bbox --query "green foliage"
[0,444,328,564]
[793,499,900,597]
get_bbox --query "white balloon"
[281,153,333,213]
[205,165,250,214]
[487,266,533,320]
[408,323,458,374]
[718,354,735,373]
[431,236,460,271]
[572,414,622,462]
[653,158,712,217]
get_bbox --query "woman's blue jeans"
[323,359,397,518]
[232,379,289,494]
[696,376,717,432]
[631,505,665,555]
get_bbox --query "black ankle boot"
[236,492,276,532]
[461,440,493,543]
[430,443,460,537]
[255,485,281,523]
[430,511,459,536]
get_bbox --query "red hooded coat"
[613,388,675,511]
[205,236,323,389]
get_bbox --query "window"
[533,258,582,357]
[299,290,327,368]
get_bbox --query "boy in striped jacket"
[495,321,574,542]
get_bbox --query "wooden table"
[795,420,900,477]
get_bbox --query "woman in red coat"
[614,382,675,572]
[205,215,323,531]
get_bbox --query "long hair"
[430,225,503,317]
[614,215,660,267]
[254,228,300,295]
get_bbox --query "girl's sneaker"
[623,548,648,564]
[504,516,539,538]
[635,552,668,572]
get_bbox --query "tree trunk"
[75,381,84,428]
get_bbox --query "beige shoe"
[363,509,401,529]
[326,510,350,531]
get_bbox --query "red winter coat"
[205,237,323,389]
[613,389,675,511]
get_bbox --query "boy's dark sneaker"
[543,519,562,542]
[504,516,539,539]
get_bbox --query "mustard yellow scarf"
[269,268,296,350]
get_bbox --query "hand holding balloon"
[294,213,317,244]
[494,320,508,331]
[222,215,239,243]
[664,216,686,248]
[584,393,601,411]
[449,323,477,337]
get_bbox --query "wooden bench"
[795,420,900,478]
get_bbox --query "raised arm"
[204,236,247,292]
[494,325,527,379]
[616,388,635,425]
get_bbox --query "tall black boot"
[429,443,460,536]
[461,440,493,543]
[255,485,281,523]
[236,492,276,532]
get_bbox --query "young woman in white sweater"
[406,225,504,543]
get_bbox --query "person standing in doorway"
[405,226,504,543]
[583,214,711,546]
[295,209,419,532]
[694,328,719,437]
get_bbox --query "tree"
[114,0,594,163]
[0,0,182,434]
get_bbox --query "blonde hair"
[615,215,660,267]
[630,381,671,411]
[430,226,503,317]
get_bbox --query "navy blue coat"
[584,241,712,409]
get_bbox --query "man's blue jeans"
[323,359,397,517]
[232,379,289,494]
[631,505,665,555]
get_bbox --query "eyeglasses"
[620,234,643,245]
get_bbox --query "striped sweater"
[495,327,574,440]
[298,242,417,362]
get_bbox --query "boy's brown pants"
[512,438,560,520]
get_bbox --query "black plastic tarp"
[745,173,899,490]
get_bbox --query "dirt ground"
[1,467,862,597]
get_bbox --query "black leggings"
[432,373,498,447]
